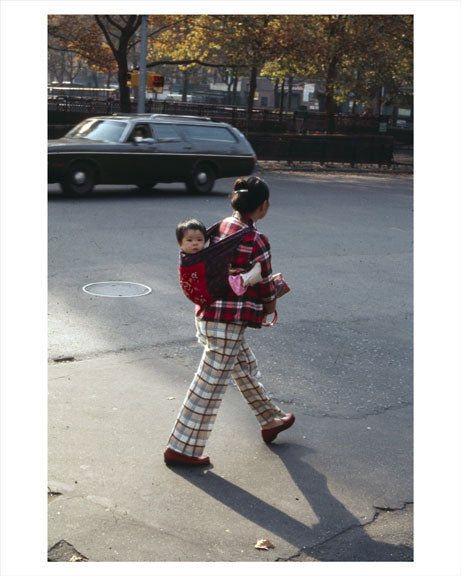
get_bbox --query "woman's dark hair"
[231,176,269,214]
[176,218,207,243]
[231,176,270,214]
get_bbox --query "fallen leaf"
[69,555,84,562]
[254,539,275,550]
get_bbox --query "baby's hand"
[241,261,263,287]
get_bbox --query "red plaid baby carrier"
[178,221,255,306]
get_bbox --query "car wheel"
[61,162,95,196]
[186,164,216,194]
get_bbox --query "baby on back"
[176,218,262,296]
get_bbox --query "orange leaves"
[48,15,117,73]
[49,14,412,108]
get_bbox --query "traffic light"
[148,73,164,91]
[126,71,139,88]
[127,71,163,91]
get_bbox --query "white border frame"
[1,2,461,576]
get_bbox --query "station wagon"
[48,114,257,195]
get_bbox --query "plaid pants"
[167,318,286,457]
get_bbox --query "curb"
[256,160,413,176]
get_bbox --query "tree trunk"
[227,83,232,105]
[325,56,338,133]
[273,78,279,107]
[324,15,346,133]
[231,75,238,106]
[246,66,257,127]
[92,70,99,88]
[351,96,357,115]
[182,70,189,102]
[58,51,65,84]
[94,15,142,114]
[352,69,361,115]
[392,105,398,128]
[287,76,293,111]
[69,54,74,85]
[325,91,336,133]
[118,59,131,112]
[375,86,384,115]
[279,78,285,121]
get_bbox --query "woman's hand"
[262,300,277,326]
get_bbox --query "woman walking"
[164,176,295,466]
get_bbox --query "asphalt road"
[48,171,413,561]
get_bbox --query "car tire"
[61,162,95,196]
[186,163,216,194]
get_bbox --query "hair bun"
[230,175,269,214]
[233,178,248,192]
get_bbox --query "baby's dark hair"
[176,218,207,244]
[231,176,270,214]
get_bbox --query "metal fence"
[48,121,393,166]
[48,97,404,164]
[48,97,117,115]
[48,97,402,136]
[248,133,394,165]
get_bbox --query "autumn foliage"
[48,14,413,118]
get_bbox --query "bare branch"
[95,15,118,57]
[104,15,124,33]
[145,58,238,69]
[48,44,84,57]
[125,15,142,35]
[150,16,191,36]
[127,16,191,50]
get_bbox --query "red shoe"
[261,413,295,443]
[164,447,211,466]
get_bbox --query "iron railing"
[48,97,408,135]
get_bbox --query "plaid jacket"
[195,214,276,328]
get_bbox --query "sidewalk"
[257,149,413,176]
[48,347,413,562]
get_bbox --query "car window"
[152,124,182,142]
[179,125,238,144]
[128,124,153,141]
[66,119,128,143]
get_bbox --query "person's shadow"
[169,442,413,561]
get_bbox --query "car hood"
[49,137,96,145]
[48,138,118,152]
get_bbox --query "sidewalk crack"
[275,501,413,562]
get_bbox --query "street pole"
[137,15,148,114]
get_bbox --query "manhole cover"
[82,281,152,298]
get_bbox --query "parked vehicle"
[48,113,257,195]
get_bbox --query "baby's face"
[180,229,206,254]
